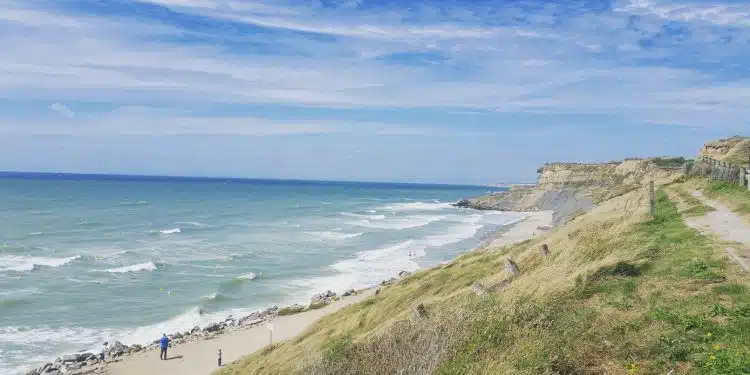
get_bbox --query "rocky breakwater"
[22,306,280,375]
[22,270,418,375]
[455,159,681,225]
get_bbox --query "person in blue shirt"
[159,334,170,360]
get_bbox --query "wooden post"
[540,244,549,257]
[649,181,656,219]
[741,168,747,188]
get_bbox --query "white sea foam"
[105,262,158,273]
[355,215,446,230]
[237,272,257,280]
[340,212,386,220]
[380,201,452,212]
[119,200,148,206]
[158,228,181,234]
[175,221,206,227]
[0,255,81,273]
[307,231,364,240]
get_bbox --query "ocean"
[0,174,520,374]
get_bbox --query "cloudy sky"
[0,0,748,184]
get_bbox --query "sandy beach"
[92,211,551,375]
[102,289,375,375]
[488,210,554,248]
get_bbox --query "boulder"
[191,325,201,334]
[238,312,261,326]
[204,322,223,333]
[342,289,356,297]
[310,290,337,304]
[504,259,520,276]
[261,306,278,317]
[471,282,487,296]
[411,303,428,319]
[398,271,412,279]
[66,362,84,370]
[172,332,183,340]
[129,344,144,353]
[24,368,40,375]
[62,354,81,363]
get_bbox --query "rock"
[172,332,183,340]
[204,322,223,333]
[42,370,61,375]
[342,289,356,297]
[107,341,128,355]
[238,312,261,325]
[66,362,84,370]
[310,290,337,304]
[375,287,381,295]
[62,354,81,363]
[380,277,397,286]
[398,271,412,279]
[540,244,550,257]
[504,258,520,276]
[191,325,201,334]
[129,344,143,353]
[24,368,40,375]
[183,330,191,336]
[471,282,487,296]
[261,306,278,317]
[411,303,427,319]
[453,199,471,208]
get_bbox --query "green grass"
[277,305,306,316]
[672,186,716,217]
[703,180,750,216]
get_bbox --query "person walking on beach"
[218,349,222,367]
[159,333,170,360]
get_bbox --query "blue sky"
[0,0,748,184]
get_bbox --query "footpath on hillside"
[686,191,750,272]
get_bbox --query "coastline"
[21,210,552,375]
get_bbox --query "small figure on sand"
[218,349,222,367]
[159,333,170,360]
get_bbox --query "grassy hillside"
[217,181,750,375]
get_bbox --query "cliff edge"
[456,158,683,225]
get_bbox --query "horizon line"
[0,170,532,188]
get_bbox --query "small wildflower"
[710,355,716,361]
[706,332,712,338]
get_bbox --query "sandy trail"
[686,191,750,272]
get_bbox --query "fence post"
[741,168,747,188]
[649,181,656,219]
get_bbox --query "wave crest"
[105,262,158,273]
[0,255,81,273]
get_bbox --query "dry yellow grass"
[216,174,750,375]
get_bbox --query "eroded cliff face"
[700,136,749,167]
[700,137,747,160]
[456,158,682,225]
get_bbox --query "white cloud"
[49,103,75,118]
[0,0,748,132]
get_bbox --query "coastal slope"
[215,146,749,375]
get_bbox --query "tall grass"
[217,188,749,375]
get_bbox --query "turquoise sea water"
[0,174,519,374]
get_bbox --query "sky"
[0,0,748,184]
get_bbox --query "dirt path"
[686,191,750,272]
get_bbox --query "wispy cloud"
[0,0,748,135]
[49,103,75,118]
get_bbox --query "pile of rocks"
[24,352,100,375]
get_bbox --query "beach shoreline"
[20,209,553,375]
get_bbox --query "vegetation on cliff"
[217,173,749,374]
